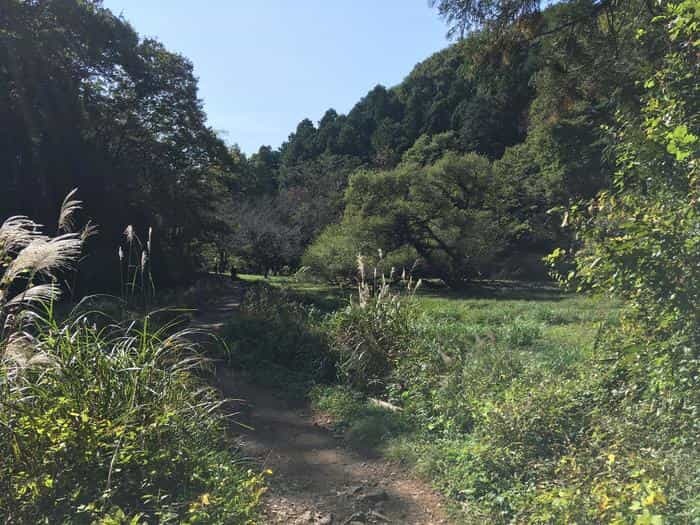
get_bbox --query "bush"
[301,223,362,283]
[0,316,264,523]
[310,385,366,421]
[325,256,419,394]
[222,283,335,389]
[302,223,420,284]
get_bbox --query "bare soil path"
[191,281,451,525]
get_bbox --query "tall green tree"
[558,0,699,385]
[0,0,234,287]
[308,152,508,284]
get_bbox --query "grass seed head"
[124,225,135,243]
[3,234,82,284]
[58,188,81,232]
[0,216,43,256]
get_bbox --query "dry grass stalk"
[1,190,86,337]
[57,188,81,232]
[354,252,421,310]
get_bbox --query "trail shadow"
[419,279,568,302]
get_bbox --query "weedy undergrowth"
[223,283,334,394]
[326,253,421,394]
[0,193,263,523]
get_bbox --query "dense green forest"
[1,0,698,523]
[232,0,666,283]
[1,0,236,288]
[1,0,671,286]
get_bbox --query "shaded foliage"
[0,0,236,288]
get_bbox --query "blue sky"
[102,0,449,154]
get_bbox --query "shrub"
[222,283,335,388]
[301,223,362,283]
[325,256,419,394]
[1,314,264,523]
[302,223,420,284]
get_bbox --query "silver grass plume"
[5,284,62,309]
[2,333,55,374]
[58,188,81,232]
[356,253,365,282]
[2,234,82,285]
[1,191,85,330]
[0,216,43,256]
[80,220,98,242]
[124,225,135,244]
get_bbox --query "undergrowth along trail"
[192,279,451,525]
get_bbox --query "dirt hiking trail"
[192,283,451,525]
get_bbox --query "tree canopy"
[1,0,236,287]
[0,0,687,288]
[281,0,664,282]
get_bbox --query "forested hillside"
[0,0,674,287]
[229,0,666,284]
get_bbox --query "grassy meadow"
[225,274,698,523]
[3,1,698,523]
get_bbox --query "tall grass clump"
[118,224,155,307]
[222,282,334,393]
[0,197,263,523]
[326,254,420,394]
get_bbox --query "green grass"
[272,277,627,523]
[243,275,618,362]
[237,274,349,313]
[412,287,619,378]
[227,276,694,523]
[234,277,619,398]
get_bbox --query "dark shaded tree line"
[0,0,236,288]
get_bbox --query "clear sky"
[101,0,449,154]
